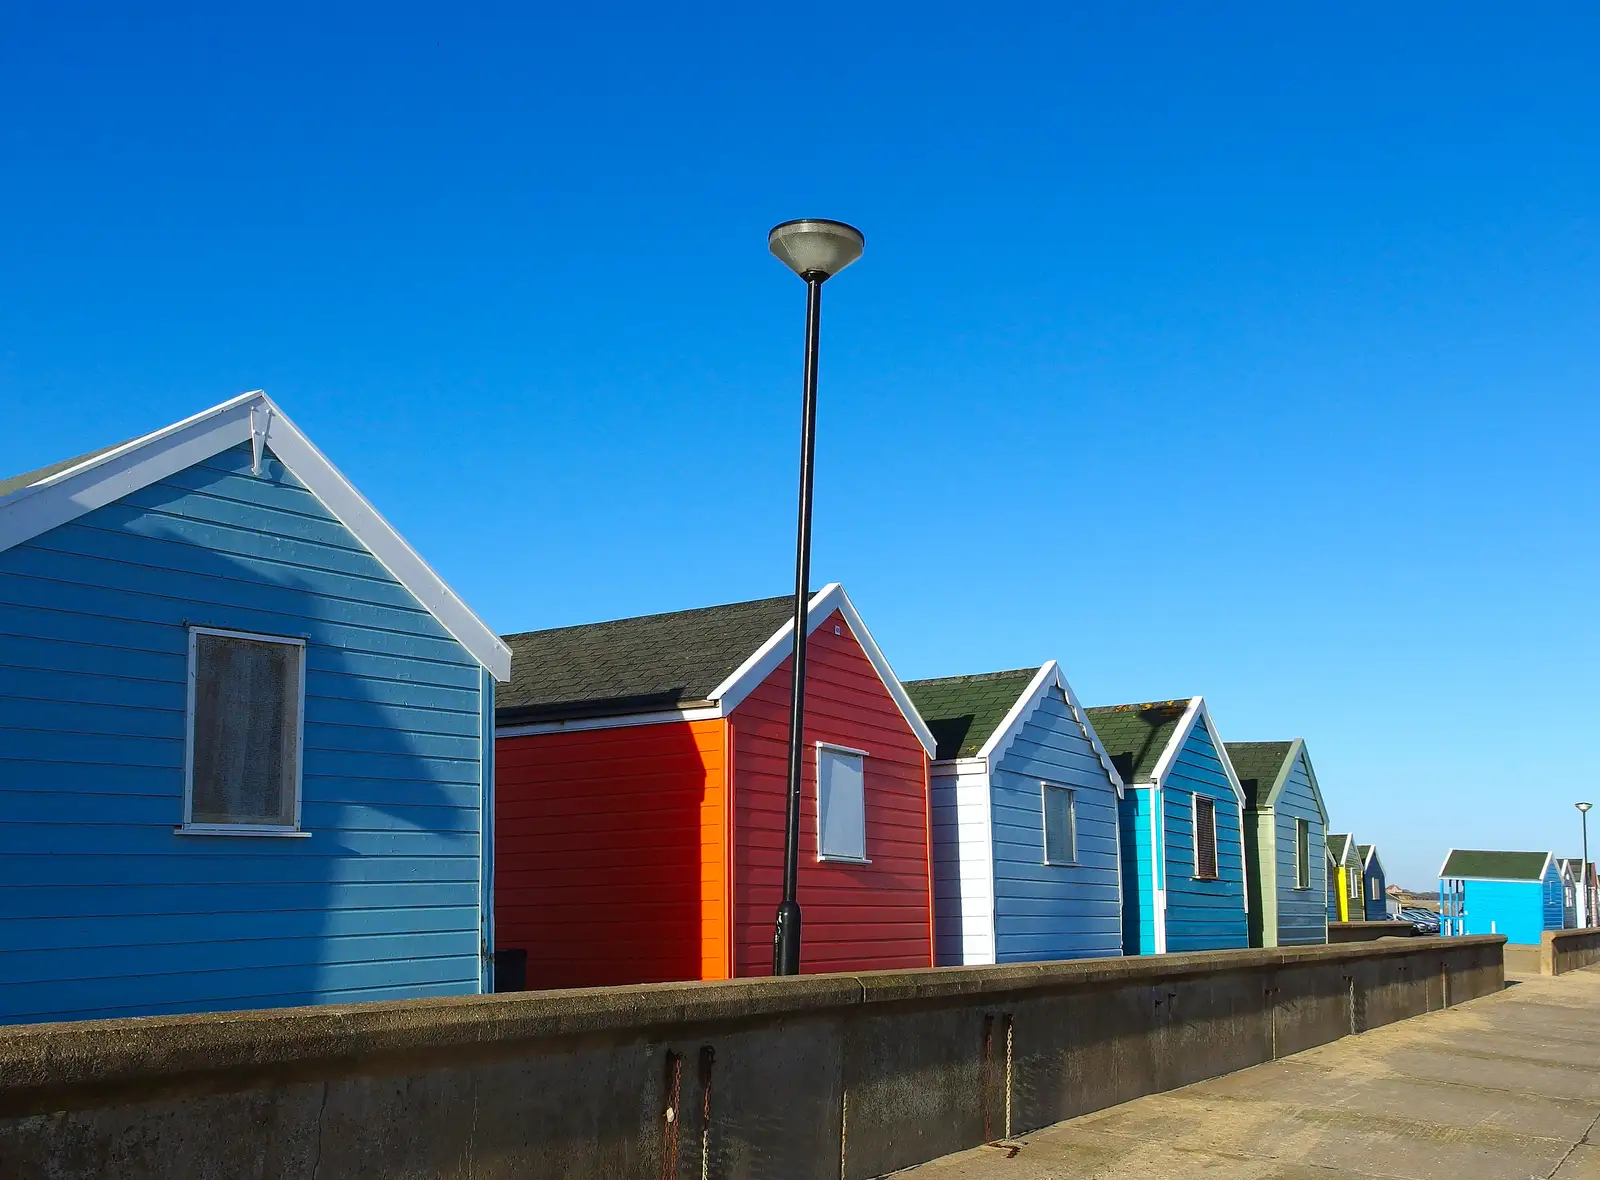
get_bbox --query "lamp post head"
[1580,802,1593,814]
[768,219,865,281]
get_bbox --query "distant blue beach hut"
[1358,844,1388,921]
[1085,698,1249,955]
[1438,850,1563,945]
[907,662,1125,965]
[0,393,511,1024]
[1225,740,1328,947]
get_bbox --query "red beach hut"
[494,584,936,988]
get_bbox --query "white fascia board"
[984,663,1127,799]
[0,391,512,680]
[1148,697,1204,789]
[929,757,989,777]
[1198,701,1249,812]
[1437,849,1456,879]
[709,582,938,758]
[1365,845,1385,876]
[497,703,723,738]
[975,661,1056,765]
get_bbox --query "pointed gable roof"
[905,661,1123,795]
[1224,741,1294,810]
[904,668,1039,760]
[497,583,938,756]
[1223,738,1330,824]
[1327,833,1355,864]
[0,391,510,678]
[1082,700,1192,785]
[500,595,795,719]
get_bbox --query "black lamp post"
[766,218,865,976]
[1579,802,1593,928]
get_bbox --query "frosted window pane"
[192,634,300,826]
[1043,785,1076,864]
[817,749,866,861]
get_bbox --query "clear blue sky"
[3,5,1596,888]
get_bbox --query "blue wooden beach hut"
[1358,844,1388,921]
[1437,850,1563,945]
[906,662,1125,966]
[0,392,511,1024]
[1224,740,1328,947]
[1085,698,1248,955]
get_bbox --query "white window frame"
[1294,818,1311,890]
[1347,864,1361,901]
[1193,793,1219,880]
[178,625,310,838]
[1040,781,1077,865]
[814,742,870,865]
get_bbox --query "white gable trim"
[0,391,512,680]
[709,582,937,758]
[976,661,1126,799]
[1363,844,1386,877]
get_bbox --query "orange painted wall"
[495,719,728,988]
[730,609,934,976]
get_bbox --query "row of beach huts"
[0,393,1591,1025]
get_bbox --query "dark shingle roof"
[498,595,796,723]
[1082,700,1192,785]
[904,668,1039,761]
[0,441,128,501]
[1358,843,1374,866]
[1328,833,1353,863]
[1440,849,1550,881]
[1224,741,1294,810]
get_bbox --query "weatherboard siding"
[988,689,1122,962]
[1459,879,1545,944]
[1272,750,1327,946]
[1542,863,1565,933]
[1363,856,1387,921]
[731,610,933,976]
[494,719,727,988]
[1117,788,1158,955]
[0,443,486,1024]
[1161,720,1248,952]
[930,762,994,965]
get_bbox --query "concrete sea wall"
[1541,927,1600,975]
[0,936,1505,1180]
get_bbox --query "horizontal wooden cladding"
[731,610,932,976]
[494,718,728,989]
[0,443,486,1022]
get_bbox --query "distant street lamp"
[1579,802,1593,928]
[767,218,865,977]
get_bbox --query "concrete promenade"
[902,966,1600,1179]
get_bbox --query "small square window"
[1194,795,1218,879]
[817,746,867,862]
[184,628,305,831]
[1042,783,1076,865]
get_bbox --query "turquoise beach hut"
[1438,850,1563,945]
[907,662,1125,966]
[1086,698,1249,955]
[0,393,510,1024]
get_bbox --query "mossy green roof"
[1082,700,1191,784]
[1223,741,1294,810]
[1328,833,1354,863]
[903,668,1039,761]
[1440,849,1550,881]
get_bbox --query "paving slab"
[899,966,1600,1180]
